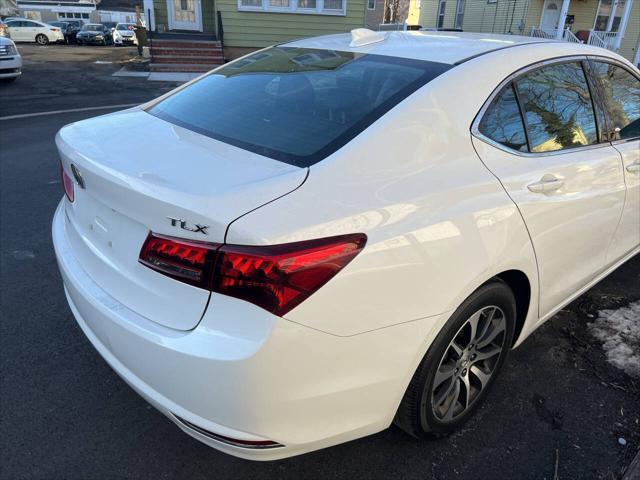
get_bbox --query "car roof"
[284,31,570,65]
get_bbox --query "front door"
[7,21,28,41]
[541,0,561,33]
[167,0,202,31]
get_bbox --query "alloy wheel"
[36,34,48,45]
[430,306,507,422]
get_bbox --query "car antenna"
[349,28,388,48]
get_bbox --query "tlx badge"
[167,217,209,235]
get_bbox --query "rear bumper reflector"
[172,414,284,449]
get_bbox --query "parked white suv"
[5,18,64,45]
[0,36,21,81]
[53,30,640,460]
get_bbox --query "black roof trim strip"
[453,40,563,65]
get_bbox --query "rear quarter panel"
[225,48,552,338]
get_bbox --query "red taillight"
[215,235,367,316]
[139,234,219,288]
[50,27,60,31]
[139,233,367,316]
[60,162,74,202]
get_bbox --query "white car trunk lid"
[56,108,307,330]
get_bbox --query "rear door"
[588,59,640,263]
[22,21,40,41]
[472,58,626,317]
[6,21,25,41]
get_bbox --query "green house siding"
[418,0,438,28]
[618,0,639,63]
[216,0,366,48]
[463,0,530,34]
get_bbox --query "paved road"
[1,44,639,480]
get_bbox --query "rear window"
[147,47,451,166]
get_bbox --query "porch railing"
[530,26,556,39]
[587,30,618,50]
[530,26,582,43]
[563,29,582,44]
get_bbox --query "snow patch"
[588,301,640,378]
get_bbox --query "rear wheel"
[395,280,516,437]
[35,34,49,45]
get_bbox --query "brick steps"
[152,55,224,64]
[149,63,217,72]
[150,40,222,49]
[150,48,223,57]
[149,37,224,73]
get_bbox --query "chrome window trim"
[471,55,615,158]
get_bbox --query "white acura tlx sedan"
[53,29,640,460]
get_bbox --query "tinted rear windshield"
[147,47,451,167]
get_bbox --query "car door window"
[23,21,38,27]
[590,61,640,140]
[516,62,599,153]
[478,83,528,152]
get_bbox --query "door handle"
[527,175,564,194]
[627,163,640,173]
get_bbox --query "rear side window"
[148,47,451,166]
[478,84,528,152]
[590,61,640,140]
[515,62,598,153]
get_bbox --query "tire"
[394,279,516,438]
[35,34,49,45]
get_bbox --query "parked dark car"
[102,21,117,35]
[76,23,113,45]
[65,20,84,29]
[49,21,79,44]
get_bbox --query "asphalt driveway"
[1,43,638,480]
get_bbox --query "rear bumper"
[52,199,445,459]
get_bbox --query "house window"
[454,0,464,28]
[367,0,375,9]
[238,0,346,14]
[436,0,446,28]
[594,0,626,30]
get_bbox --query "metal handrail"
[563,28,582,44]
[530,26,556,39]
[530,26,583,44]
[588,30,618,50]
